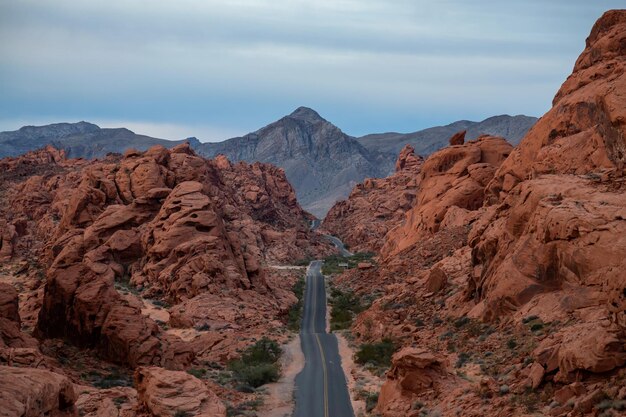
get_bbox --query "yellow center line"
[309,263,329,417]
[315,333,330,417]
[311,268,317,333]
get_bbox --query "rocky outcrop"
[0,143,326,369]
[198,107,394,217]
[381,135,512,257]
[376,348,449,416]
[0,283,38,350]
[333,11,626,417]
[135,367,226,417]
[0,365,77,417]
[490,9,626,197]
[448,130,466,146]
[322,145,423,252]
[0,219,16,261]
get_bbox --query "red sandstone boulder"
[0,365,77,417]
[376,348,449,415]
[448,130,466,146]
[135,366,226,417]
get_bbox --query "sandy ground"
[258,335,304,417]
[267,265,307,270]
[140,299,170,322]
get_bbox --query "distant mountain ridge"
[0,109,537,217]
[0,121,200,159]
[358,114,538,157]
[196,107,393,217]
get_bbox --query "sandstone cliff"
[330,10,626,416]
[0,143,329,415]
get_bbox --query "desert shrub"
[365,392,379,412]
[355,338,396,368]
[229,362,279,388]
[287,275,305,331]
[322,252,375,275]
[82,370,133,389]
[455,352,471,368]
[293,257,313,266]
[228,337,281,388]
[187,368,207,379]
[329,287,364,331]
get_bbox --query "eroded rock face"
[381,135,512,257]
[322,145,424,252]
[135,366,226,417]
[0,142,326,369]
[0,365,77,417]
[490,9,626,197]
[330,11,626,417]
[448,130,466,146]
[376,348,450,416]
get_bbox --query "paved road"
[294,260,354,417]
[326,235,353,257]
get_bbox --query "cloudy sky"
[0,0,623,141]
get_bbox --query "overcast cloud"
[0,0,623,140]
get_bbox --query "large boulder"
[135,367,226,417]
[376,348,449,416]
[0,366,77,417]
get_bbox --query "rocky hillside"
[359,114,537,157]
[1,111,535,219]
[0,121,200,159]
[0,144,331,415]
[196,107,393,218]
[322,144,424,253]
[327,10,626,417]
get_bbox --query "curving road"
[293,260,354,417]
[325,235,353,257]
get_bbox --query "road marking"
[315,333,330,417]
[310,266,317,333]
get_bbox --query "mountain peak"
[289,107,325,122]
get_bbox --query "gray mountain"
[359,114,537,157]
[196,107,393,218]
[0,111,536,218]
[0,121,200,159]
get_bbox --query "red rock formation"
[0,143,327,373]
[376,348,451,416]
[331,11,626,416]
[381,135,512,257]
[0,283,38,350]
[490,9,626,197]
[135,367,226,416]
[322,145,423,252]
[0,365,77,416]
[448,130,466,146]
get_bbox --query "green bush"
[187,368,207,379]
[355,338,396,368]
[329,287,364,331]
[321,252,375,275]
[228,337,282,388]
[365,392,379,412]
[287,276,305,331]
[229,362,280,388]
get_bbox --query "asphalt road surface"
[325,235,354,257]
[293,260,354,417]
